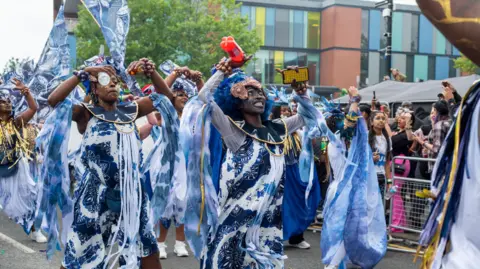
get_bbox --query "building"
[239,0,461,89]
[54,0,461,90]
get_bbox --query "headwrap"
[159,60,197,97]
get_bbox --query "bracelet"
[350,95,361,104]
[73,70,90,82]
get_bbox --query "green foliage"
[1,57,22,76]
[75,0,261,76]
[453,54,479,75]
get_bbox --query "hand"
[347,86,359,97]
[373,152,380,163]
[190,70,203,82]
[127,58,156,77]
[215,58,233,75]
[173,67,192,78]
[275,66,308,94]
[124,94,135,102]
[84,65,117,78]
[11,78,30,96]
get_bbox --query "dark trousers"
[288,233,304,245]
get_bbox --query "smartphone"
[373,91,376,100]
[442,81,449,87]
[282,67,309,84]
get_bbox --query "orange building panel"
[321,6,362,49]
[320,50,361,89]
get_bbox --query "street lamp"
[376,0,393,79]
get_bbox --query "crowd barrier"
[387,156,436,254]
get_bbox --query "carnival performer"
[46,56,177,269]
[269,87,320,249]
[180,52,353,268]
[0,78,40,237]
[139,66,203,259]
[320,89,387,268]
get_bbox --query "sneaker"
[158,242,167,259]
[174,241,189,257]
[290,240,311,249]
[30,230,47,243]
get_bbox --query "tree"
[453,54,479,75]
[75,0,261,76]
[1,57,22,76]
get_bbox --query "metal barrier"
[387,156,436,254]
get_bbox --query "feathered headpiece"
[268,86,290,107]
[213,69,273,121]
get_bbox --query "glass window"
[307,12,320,49]
[368,52,380,85]
[255,7,266,45]
[241,6,249,18]
[411,14,419,52]
[379,53,387,80]
[392,53,407,76]
[449,57,457,77]
[284,51,298,67]
[265,8,275,46]
[392,12,403,52]
[297,52,307,67]
[446,40,453,55]
[419,15,433,53]
[453,46,460,56]
[360,52,369,88]
[275,9,290,47]
[428,56,436,80]
[402,13,412,52]
[414,55,428,81]
[380,11,387,50]
[361,10,369,50]
[435,30,446,54]
[406,55,414,82]
[251,50,273,84]
[293,10,304,48]
[307,53,320,85]
[435,56,449,80]
[274,51,284,84]
[369,10,381,50]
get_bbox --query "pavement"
[0,212,422,269]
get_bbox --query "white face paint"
[98,72,111,86]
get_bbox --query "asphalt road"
[0,212,422,269]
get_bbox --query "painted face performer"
[139,65,203,260]
[46,57,176,269]
[0,78,38,231]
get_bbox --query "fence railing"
[387,156,436,253]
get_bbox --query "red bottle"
[220,36,245,63]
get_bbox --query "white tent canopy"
[335,75,480,104]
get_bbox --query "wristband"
[350,95,361,104]
[73,70,90,82]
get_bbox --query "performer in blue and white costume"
[140,64,202,259]
[44,57,179,269]
[0,78,38,232]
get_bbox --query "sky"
[0,0,418,72]
[0,0,53,71]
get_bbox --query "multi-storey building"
[54,0,462,90]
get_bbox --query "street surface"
[0,212,421,269]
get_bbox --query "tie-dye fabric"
[62,112,158,269]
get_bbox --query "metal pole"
[385,0,393,78]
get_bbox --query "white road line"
[0,232,35,254]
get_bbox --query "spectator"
[359,104,371,125]
[415,100,452,173]
[391,68,406,82]
[369,111,392,200]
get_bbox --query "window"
[265,8,275,46]
[274,51,284,84]
[360,52,369,88]
[392,53,407,76]
[392,12,403,52]
[428,56,436,80]
[435,57,449,80]
[446,40,453,55]
[449,58,457,77]
[284,51,298,67]
[369,10,381,50]
[293,10,304,48]
[419,15,433,53]
[361,10,369,50]
[255,7,266,45]
[411,14,419,52]
[435,30,446,54]
[406,55,414,82]
[414,55,428,81]
[380,11,387,50]
[307,53,320,85]
[297,52,307,67]
[275,9,290,47]
[307,12,320,49]
[251,50,272,84]
[368,52,380,85]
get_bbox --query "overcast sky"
[0,0,418,71]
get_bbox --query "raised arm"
[12,78,37,126]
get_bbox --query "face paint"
[98,72,111,86]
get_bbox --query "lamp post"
[376,0,393,78]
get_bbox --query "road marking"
[0,232,35,254]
